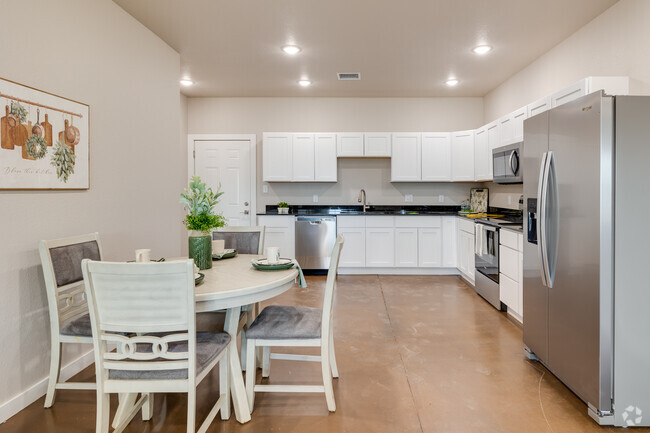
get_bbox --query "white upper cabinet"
[486,122,499,179]
[264,133,336,182]
[421,132,451,181]
[451,130,475,182]
[364,133,392,157]
[551,80,588,108]
[391,133,422,182]
[527,96,551,118]
[499,106,527,146]
[314,134,337,182]
[337,133,364,157]
[291,133,315,181]
[551,76,629,109]
[263,133,293,182]
[474,127,490,182]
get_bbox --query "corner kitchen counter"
[257,204,461,216]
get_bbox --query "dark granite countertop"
[258,204,461,216]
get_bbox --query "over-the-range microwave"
[492,142,522,184]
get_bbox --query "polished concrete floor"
[2,275,645,433]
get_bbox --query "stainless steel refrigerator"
[523,91,650,427]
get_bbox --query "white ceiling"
[114,0,617,97]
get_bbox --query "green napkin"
[292,259,307,288]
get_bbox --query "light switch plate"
[405,194,413,203]
[263,185,269,193]
[313,194,318,203]
[439,195,444,202]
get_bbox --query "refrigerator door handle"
[539,151,555,288]
[544,151,559,288]
[537,152,549,287]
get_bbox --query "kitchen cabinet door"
[337,227,366,267]
[500,273,518,312]
[528,96,551,118]
[258,215,296,259]
[511,106,527,143]
[395,228,418,267]
[365,228,395,267]
[486,122,499,180]
[364,133,391,157]
[337,133,364,157]
[391,133,422,182]
[451,130,475,182]
[314,133,337,182]
[421,132,451,181]
[292,133,315,181]
[474,127,489,181]
[457,230,475,282]
[263,133,292,182]
[418,228,442,267]
[442,216,457,268]
[551,79,587,108]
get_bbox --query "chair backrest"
[212,226,266,254]
[321,234,344,341]
[39,233,103,331]
[82,259,197,382]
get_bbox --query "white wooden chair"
[81,259,230,433]
[39,232,103,408]
[245,234,344,412]
[211,226,266,368]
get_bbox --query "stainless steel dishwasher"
[295,216,337,272]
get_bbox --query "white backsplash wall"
[187,96,484,211]
[486,183,524,210]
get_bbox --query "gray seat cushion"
[108,332,230,380]
[212,232,260,254]
[49,241,101,287]
[246,305,322,340]
[60,312,92,337]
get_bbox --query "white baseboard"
[338,267,460,275]
[0,349,95,424]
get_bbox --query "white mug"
[265,247,280,264]
[135,249,151,263]
[212,239,225,254]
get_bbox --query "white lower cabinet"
[257,215,295,259]
[337,227,366,267]
[395,228,418,267]
[418,228,442,267]
[365,228,395,267]
[442,216,457,268]
[499,228,524,322]
[457,217,475,284]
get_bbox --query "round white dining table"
[197,254,299,423]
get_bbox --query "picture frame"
[0,77,89,190]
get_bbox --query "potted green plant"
[277,201,289,214]
[180,176,226,270]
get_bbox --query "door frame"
[187,134,257,225]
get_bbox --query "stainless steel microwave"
[492,142,522,184]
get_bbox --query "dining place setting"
[37,177,343,433]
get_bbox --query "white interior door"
[193,138,253,226]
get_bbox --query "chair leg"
[329,334,339,379]
[262,346,270,378]
[96,391,110,433]
[219,351,230,420]
[44,341,62,408]
[245,339,256,411]
[113,393,137,428]
[187,389,196,433]
[240,330,247,372]
[142,393,154,421]
[321,345,336,412]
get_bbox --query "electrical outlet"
[439,195,444,203]
[405,194,413,203]
[313,194,318,203]
[508,196,512,205]
[263,185,268,193]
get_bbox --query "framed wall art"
[0,77,89,190]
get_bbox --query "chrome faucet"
[358,189,369,212]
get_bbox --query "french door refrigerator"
[523,91,650,427]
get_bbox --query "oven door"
[475,223,499,284]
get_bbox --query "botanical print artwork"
[471,188,488,213]
[0,77,89,189]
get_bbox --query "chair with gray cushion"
[210,226,265,368]
[82,259,230,433]
[39,232,103,408]
[245,234,344,412]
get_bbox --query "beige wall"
[0,0,182,418]
[484,0,650,120]
[187,97,485,212]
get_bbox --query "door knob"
[244,202,249,206]
[242,210,250,215]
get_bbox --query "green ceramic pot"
[188,234,212,270]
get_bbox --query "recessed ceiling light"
[472,45,492,55]
[282,45,302,55]
[180,79,194,86]
[298,80,311,87]
[445,79,459,87]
